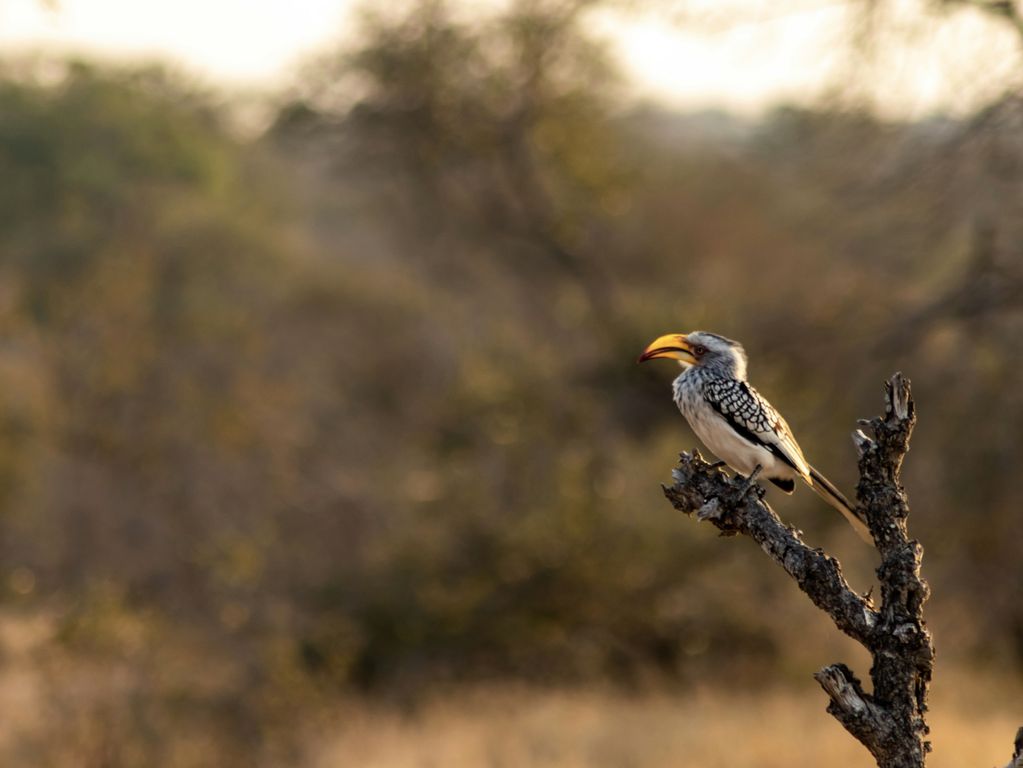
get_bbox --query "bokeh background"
[0,0,1022,765]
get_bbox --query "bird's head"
[637,331,747,379]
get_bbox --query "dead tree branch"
[1006,727,1023,768]
[662,373,1019,767]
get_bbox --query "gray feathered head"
[638,330,747,379]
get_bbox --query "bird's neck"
[726,356,748,381]
[681,357,747,382]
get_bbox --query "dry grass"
[313,673,1021,768]
[0,611,1017,766]
[0,609,1018,764]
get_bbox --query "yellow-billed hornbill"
[639,331,869,540]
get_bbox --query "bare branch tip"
[887,371,913,421]
[814,665,867,716]
[852,428,873,456]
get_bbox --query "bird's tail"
[806,465,871,543]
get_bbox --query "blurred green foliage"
[0,1,1021,764]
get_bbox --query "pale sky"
[0,0,1020,118]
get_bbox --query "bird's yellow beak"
[637,333,695,364]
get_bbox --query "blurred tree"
[1,2,1022,762]
[275,0,631,331]
[265,0,1023,691]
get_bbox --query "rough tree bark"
[661,373,1022,768]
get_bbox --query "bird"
[638,330,870,540]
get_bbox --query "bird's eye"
[692,344,707,356]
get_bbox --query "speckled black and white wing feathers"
[701,378,811,480]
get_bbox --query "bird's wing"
[702,379,811,479]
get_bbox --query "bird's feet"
[737,465,764,501]
[707,460,728,470]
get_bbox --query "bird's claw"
[707,460,727,470]
[737,465,764,501]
